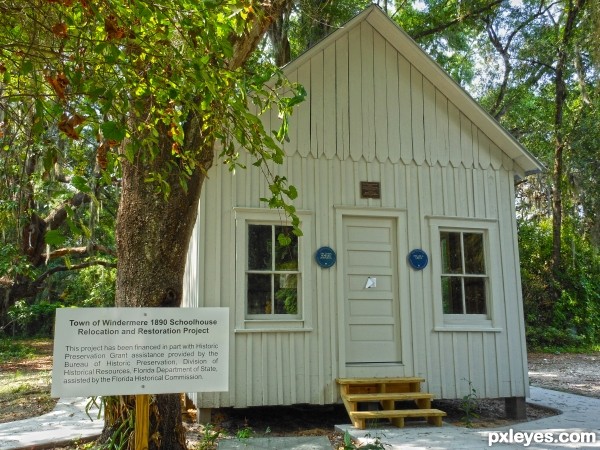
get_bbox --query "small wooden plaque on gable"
[360,181,381,199]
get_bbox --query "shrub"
[519,218,600,350]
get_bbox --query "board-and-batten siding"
[183,161,527,407]
[281,21,514,173]
[182,18,528,408]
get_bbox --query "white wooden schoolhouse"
[183,5,543,426]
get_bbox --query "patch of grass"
[0,338,52,363]
[0,337,56,423]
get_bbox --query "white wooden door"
[343,216,401,364]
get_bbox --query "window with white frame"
[429,217,500,330]
[440,231,488,316]
[246,224,300,318]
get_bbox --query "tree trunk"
[106,3,293,447]
[551,0,586,276]
[112,126,213,449]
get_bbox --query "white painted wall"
[183,7,534,408]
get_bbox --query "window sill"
[434,326,502,333]
[235,320,312,333]
[235,327,313,333]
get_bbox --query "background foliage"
[2,0,599,351]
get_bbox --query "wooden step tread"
[350,408,446,419]
[336,377,425,385]
[344,392,433,402]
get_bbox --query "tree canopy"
[1,0,600,447]
[1,1,302,447]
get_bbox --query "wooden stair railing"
[336,377,446,429]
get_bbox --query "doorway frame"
[335,207,412,378]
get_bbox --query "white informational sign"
[51,307,229,397]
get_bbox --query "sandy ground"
[2,346,599,448]
[528,352,600,398]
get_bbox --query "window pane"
[274,226,298,270]
[464,233,485,274]
[274,274,298,314]
[464,278,487,314]
[440,232,463,274]
[442,276,463,314]
[248,225,272,270]
[247,273,272,314]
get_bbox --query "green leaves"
[100,122,126,142]
[71,176,92,194]
[260,176,302,239]
[0,0,305,268]
[44,230,67,246]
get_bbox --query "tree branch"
[44,191,90,230]
[34,260,116,285]
[412,0,504,40]
[228,0,293,70]
[43,244,116,260]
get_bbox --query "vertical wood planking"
[373,31,388,163]
[471,123,480,169]
[430,164,444,215]
[386,42,401,163]
[289,334,298,404]
[489,142,503,170]
[184,9,536,408]
[441,166,453,215]
[315,158,327,403]
[410,66,425,165]
[398,56,412,164]
[323,45,337,159]
[310,52,324,159]
[418,167,436,393]
[472,169,484,218]
[466,168,475,217]
[448,103,461,168]
[467,333,485,394]
[276,333,284,404]
[497,170,526,396]
[423,78,436,165]
[335,35,350,161]
[454,167,467,217]
[439,336,456,398]
[348,26,363,162]
[477,130,491,169]
[509,175,530,397]
[483,332,500,398]
[283,70,298,157]
[460,112,474,168]
[406,164,426,380]
[453,333,470,396]
[328,158,341,396]
[382,162,395,208]
[361,22,376,162]
[486,170,510,397]
[435,91,450,167]
[297,62,311,157]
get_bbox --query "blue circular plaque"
[315,246,336,268]
[408,249,428,270]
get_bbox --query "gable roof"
[281,5,543,176]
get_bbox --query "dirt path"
[1,344,599,445]
[528,352,600,398]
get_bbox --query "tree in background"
[1,1,303,448]
[2,0,600,444]
[471,0,598,334]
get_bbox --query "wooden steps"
[336,377,446,429]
